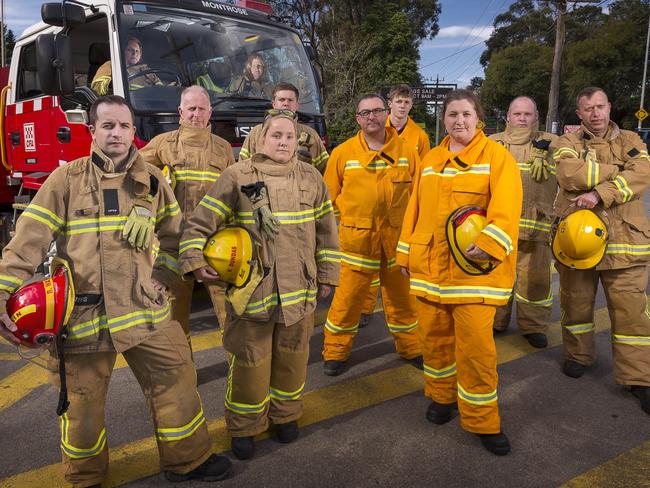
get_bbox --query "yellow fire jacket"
[139,121,235,218]
[396,130,522,305]
[387,116,431,159]
[553,122,650,269]
[239,123,329,173]
[179,155,340,326]
[90,61,163,96]
[490,125,558,241]
[0,144,182,353]
[323,126,419,272]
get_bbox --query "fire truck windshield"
[117,3,321,114]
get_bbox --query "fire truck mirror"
[41,3,86,28]
[36,33,74,96]
[65,109,89,125]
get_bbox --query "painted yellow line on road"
[0,307,333,413]
[561,439,650,487]
[1,307,613,487]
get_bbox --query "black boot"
[563,360,585,378]
[358,313,373,328]
[405,355,424,370]
[275,420,299,443]
[426,401,456,425]
[524,333,548,349]
[323,360,346,376]
[477,432,511,456]
[231,436,255,460]
[631,386,650,415]
[164,453,232,482]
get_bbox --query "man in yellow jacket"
[553,87,650,414]
[140,85,235,343]
[0,96,231,485]
[239,82,329,173]
[489,96,557,348]
[322,94,422,376]
[358,84,432,328]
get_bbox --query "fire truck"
[0,0,326,244]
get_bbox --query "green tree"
[2,25,15,65]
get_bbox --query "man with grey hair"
[140,85,235,344]
[489,96,557,348]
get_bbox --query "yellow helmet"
[552,209,608,270]
[161,164,176,191]
[203,227,255,287]
[446,205,496,275]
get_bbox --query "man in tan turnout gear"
[238,82,329,173]
[322,94,423,377]
[553,86,650,415]
[0,96,232,486]
[179,112,339,460]
[140,86,235,341]
[489,96,558,348]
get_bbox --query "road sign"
[636,108,648,121]
[380,84,457,102]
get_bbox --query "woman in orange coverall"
[396,89,522,456]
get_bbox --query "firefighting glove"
[121,205,155,251]
[529,155,550,182]
[583,148,598,166]
[296,131,313,164]
[240,183,281,241]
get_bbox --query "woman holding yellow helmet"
[179,110,339,461]
[396,89,522,455]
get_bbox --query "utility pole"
[434,75,440,144]
[1,0,5,67]
[638,14,650,130]
[546,0,601,134]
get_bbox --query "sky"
[3,0,614,88]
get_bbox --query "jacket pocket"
[408,231,434,275]
[339,216,373,255]
[451,176,489,209]
[388,172,412,227]
[620,213,650,239]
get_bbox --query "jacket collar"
[438,129,489,170]
[355,126,402,167]
[581,121,620,141]
[90,142,152,195]
[503,123,536,144]
[249,153,297,176]
[177,120,212,146]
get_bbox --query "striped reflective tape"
[587,158,600,189]
[174,169,221,182]
[515,291,553,307]
[344,160,363,171]
[410,278,512,300]
[481,223,514,254]
[340,253,381,270]
[60,415,107,459]
[270,383,305,401]
[397,240,410,255]
[613,175,633,202]
[370,278,381,287]
[553,147,579,159]
[517,162,557,176]
[386,320,418,333]
[606,243,650,256]
[225,356,270,414]
[317,249,342,263]
[422,164,490,177]
[198,195,232,218]
[423,361,457,379]
[0,274,24,293]
[612,334,650,346]
[64,216,129,235]
[563,322,594,335]
[179,237,207,254]
[519,218,552,233]
[156,406,206,441]
[239,147,251,159]
[324,318,359,334]
[155,252,180,275]
[313,151,329,167]
[22,204,65,233]
[156,202,180,222]
[457,383,498,406]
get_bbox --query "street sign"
[380,84,457,102]
[636,108,648,121]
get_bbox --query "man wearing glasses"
[321,94,423,377]
[239,83,329,173]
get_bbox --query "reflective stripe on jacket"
[396,130,522,305]
[0,144,182,352]
[324,127,419,271]
[553,122,650,269]
[139,122,235,218]
[179,155,339,326]
[490,126,558,241]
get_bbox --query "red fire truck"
[0,0,325,244]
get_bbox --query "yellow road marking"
[0,352,19,361]
[561,439,650,487]
[1,307,613,487]
[0,308,332,413]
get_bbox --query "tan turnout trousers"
[557,264,650,386]
[49,320,211,487]
[493,240,553,334]
[223,312,315,437]
[170,278,227,344]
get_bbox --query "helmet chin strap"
[55,267,71,416]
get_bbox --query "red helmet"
[6,258,75,347]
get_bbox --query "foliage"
[2,25,15,65]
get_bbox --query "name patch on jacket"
[103,189,120,215]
